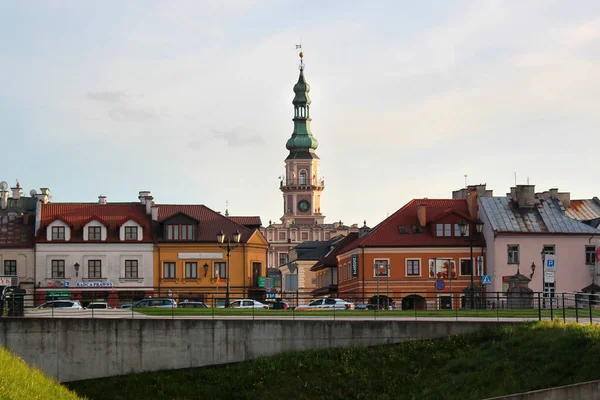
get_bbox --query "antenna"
[225,200,229,217]
[29,189,37,197]
[526,176,530,184]
[514,172,517,186]
[464,174,468,188]
[0,181,7,190]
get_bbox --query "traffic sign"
[481,275,492,285]
[545,271,555,283]
[435,279,445,291]
[544,255,557,272]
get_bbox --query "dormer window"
[52,226,65,240]
[436,224,452,237]
[88,226,102,240]
[166,224,194,241]
[125,226,138,240]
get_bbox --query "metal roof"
[480,196,600,234]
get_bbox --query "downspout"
[243,243,247,298]
[156,240,161,297]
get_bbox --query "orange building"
[151,203,268,307]
[335,198,486,310]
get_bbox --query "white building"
[34,192,155,306]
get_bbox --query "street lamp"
[217,230,241,308]
[459,219,484,309]
[74,262,80,277]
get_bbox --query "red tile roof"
[157,205,253,242]
[343,199,485,252]
[0,211,34,248]
[229,216,262,227]
[38,203,153,242]
[311,232,359,271]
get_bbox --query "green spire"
[286,52,319,157]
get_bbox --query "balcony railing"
[280,179,325,187]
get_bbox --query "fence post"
[589,295,593,325]
[550,294,554,321]
[575,295,579,323]
[562,293,565,323]
[537,292,541,321]
[496,292,499,322]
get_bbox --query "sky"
[1,0,599,228]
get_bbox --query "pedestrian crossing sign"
[481,275,492,285]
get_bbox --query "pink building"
[471,185,600,299]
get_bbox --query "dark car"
[265,300,289,310]
[178,301,209,308]
[356,304,384,311]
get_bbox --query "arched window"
[299,170,307,184]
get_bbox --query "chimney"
[509,187,517,199]
[557,192,571,207]
[151,205,159,221]
[145,196,154,215]
[548,188,558,199]
[467,187,478,218]
[417,203,427,227]
[138,191,151,205]
[11,187,22,200]
[515,185,535,208]
[39,188,50,204]
[98,195,107,205]
[484,190,493,197]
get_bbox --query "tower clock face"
[298,200,310,213]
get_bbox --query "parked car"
[265,300,289,310]
[120,303,133,309]
[36,300,83,310]
[86,302,109,309]
[230,299,269,309]
[296,297,355,311]
[356,304,384,311]
[133,298,177,308]
[178,301,209,308]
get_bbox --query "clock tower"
[280,52,325,226]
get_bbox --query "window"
[51,260,65,278]
[215,262,226,279]
[124,226,138,240]
[88,226,102,240]
[52,226,65,240]
[186,262,198,279]
[125,260,138,279]
[460,259,472,276]
[436,224,452,237]
[163,262,176,279]
[278,231,286,241]
[165,225,194,241]
[454,223,468,236]
[299,170,307,184]
[301,231,309,240]
[4,260,16,276]
[279,253,289,268]
[88,260,102,279]
[507,245,520,264]
[586,246,596,265]
[406,260,420,276]
[373,260,389,277]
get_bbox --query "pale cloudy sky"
[1,0,599,227]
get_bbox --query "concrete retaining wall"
[486,380,600,400]
[0,319,514,382]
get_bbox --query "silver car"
[230,299,269,309]
[36,300,83,310]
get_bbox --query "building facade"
[152,203,268,306]
[35,194,155,306]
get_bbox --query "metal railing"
[3,289,600,324]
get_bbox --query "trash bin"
[5,288,26,317]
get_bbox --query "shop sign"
[75,282,114,287]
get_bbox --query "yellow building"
[151,204,268,307]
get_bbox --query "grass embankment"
[0,346,84,400]
[67,321,600,400]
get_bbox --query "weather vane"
[295,43,304,70]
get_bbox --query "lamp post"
[203,263,209,277]
[74,262,80,277]
[459,219,484,309]
[540,249,546,309]
[217,230,241,308]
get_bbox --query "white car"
[36,300,83,310]
[296,297,355,311]
[230,299,269,309]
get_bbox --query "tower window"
[299,170,307,185]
